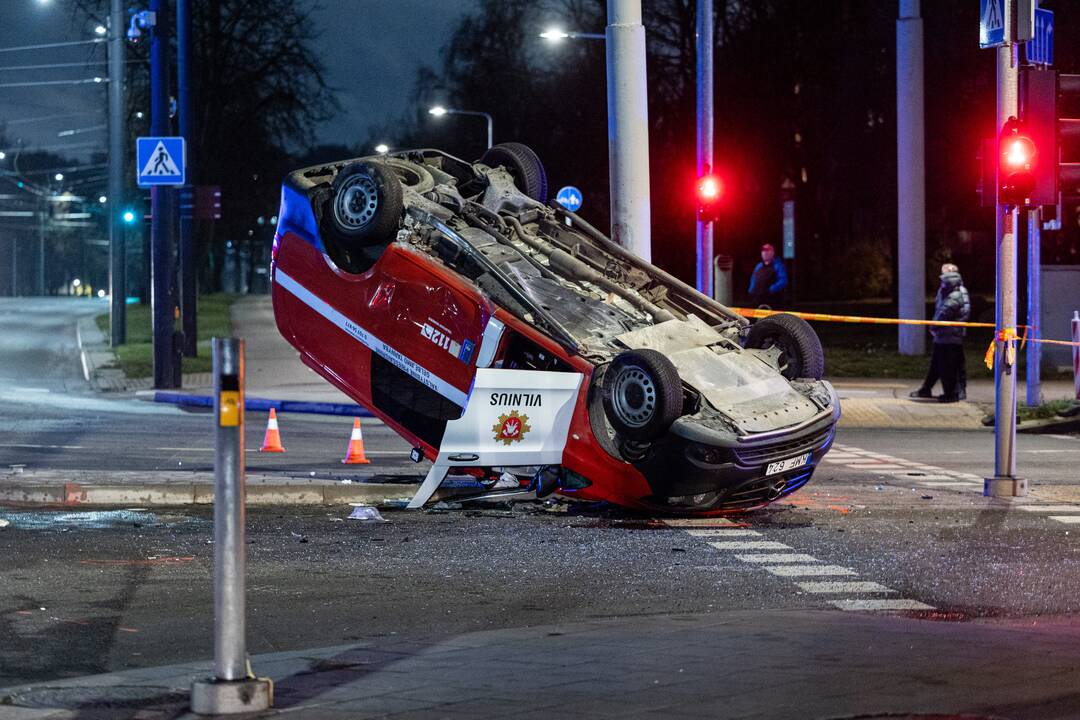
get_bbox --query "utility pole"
[605,0,652,261]
[896,0,926,355]
[986,42,1026,497]
[37,202,45,295]
[108,0,126,345]
[150,0,180,388]
[1026,206,1041,406]
[695,0,714,296]
[178,0,196,357]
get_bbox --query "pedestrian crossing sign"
[136,136,186,187]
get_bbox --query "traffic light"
[122,209,137,224]
[696,168,723,222]
[998,116,1036,207]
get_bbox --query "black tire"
[323,161,403,248]
[744,313,825,380]
[480,142,548,202]
[601,349,683,442]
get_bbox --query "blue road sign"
[1026,6,1053,66]
[555,186,583,212]
[136,136,186,187]
[980,0,1006,48]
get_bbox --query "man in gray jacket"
[910,263,970,403]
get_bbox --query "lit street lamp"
[374,143,390,154]
[428,105,493,149]
[539,27,605,42]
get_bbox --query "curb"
[1017,416,1080,434]
[0,482,417,507]
[152,391,372,417]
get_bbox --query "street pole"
[37,205,45,295]
[485,113,492,149]
[896,0,926,355]
[605,0,652,261]
[178,0,197,357]
[108,0,126,345]
[150,0,180,388]
[191,338,272,714]
[986,43,1026,497]
[1026,206,1041,406]
[695,0,714,297]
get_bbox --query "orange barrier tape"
[731,306,998,329]
[729,308,1080,368]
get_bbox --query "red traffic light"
[999,116,1036,206]
[696,171,723,222]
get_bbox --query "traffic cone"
[341,417,370,464]
[259,408,285,453]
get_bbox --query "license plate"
[765,452,811,476]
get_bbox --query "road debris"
[348,505,386,522]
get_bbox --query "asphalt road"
[4,297,1080,717]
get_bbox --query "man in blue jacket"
[748,243,788,308]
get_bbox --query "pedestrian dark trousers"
[921,343,964,396]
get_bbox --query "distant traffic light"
[122,209,137,224]
[999,116,1036,207]
[696,168,723,222]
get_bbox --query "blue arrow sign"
[136,136,186,187]
[1026,6,1053,66]
[555,186,583,212]
[979,0,1006,49]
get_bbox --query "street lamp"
[54,173,64,182]
[374,143,390,154]
[428,105,493,149]
[539,27,605,42]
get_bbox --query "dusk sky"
[0,0,475,158]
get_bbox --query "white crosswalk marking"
[1048,516,1080,524]
[797,581,894,594]
[686,529,760,537]
[708,541,792,551]
[918,481,982,488]
[765,565,857,577]
[735,553,819,564]
[662,518,736,527]
[1018,505,1080,513]
[832,599,934,611]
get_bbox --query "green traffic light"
[122,210,136,224]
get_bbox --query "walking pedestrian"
[747,243,788,308]
[910,263,970,403]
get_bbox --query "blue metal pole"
[150,0,179,388]
[1026,207,1041,406]
[108,0,126,345]
[695,0,714,297]
[178,0,197,357]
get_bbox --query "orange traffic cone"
[341,417,370,464]
[259,408,285,453]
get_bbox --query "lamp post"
[428,106,493,149]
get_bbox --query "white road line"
[1049,434,1080,442]
[797,581,895,594]
[765,565,857,577]
[822,452,861,460]
[735,553,819,564]
[1017,505,1080,512]
[663,518,736,528]
[831,599,934,611]
[708,541,792,551]
[906,474,964,481]
[918,481,982,488]
[844,464,909,470]
[1048,516,1080,524]
[686,529,761,537]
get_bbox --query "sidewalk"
[4,609,1080,719]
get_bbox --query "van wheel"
[323,161,403,249]
[601,349,683,442]
[744,313,825,380]
[480,142,548,202]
